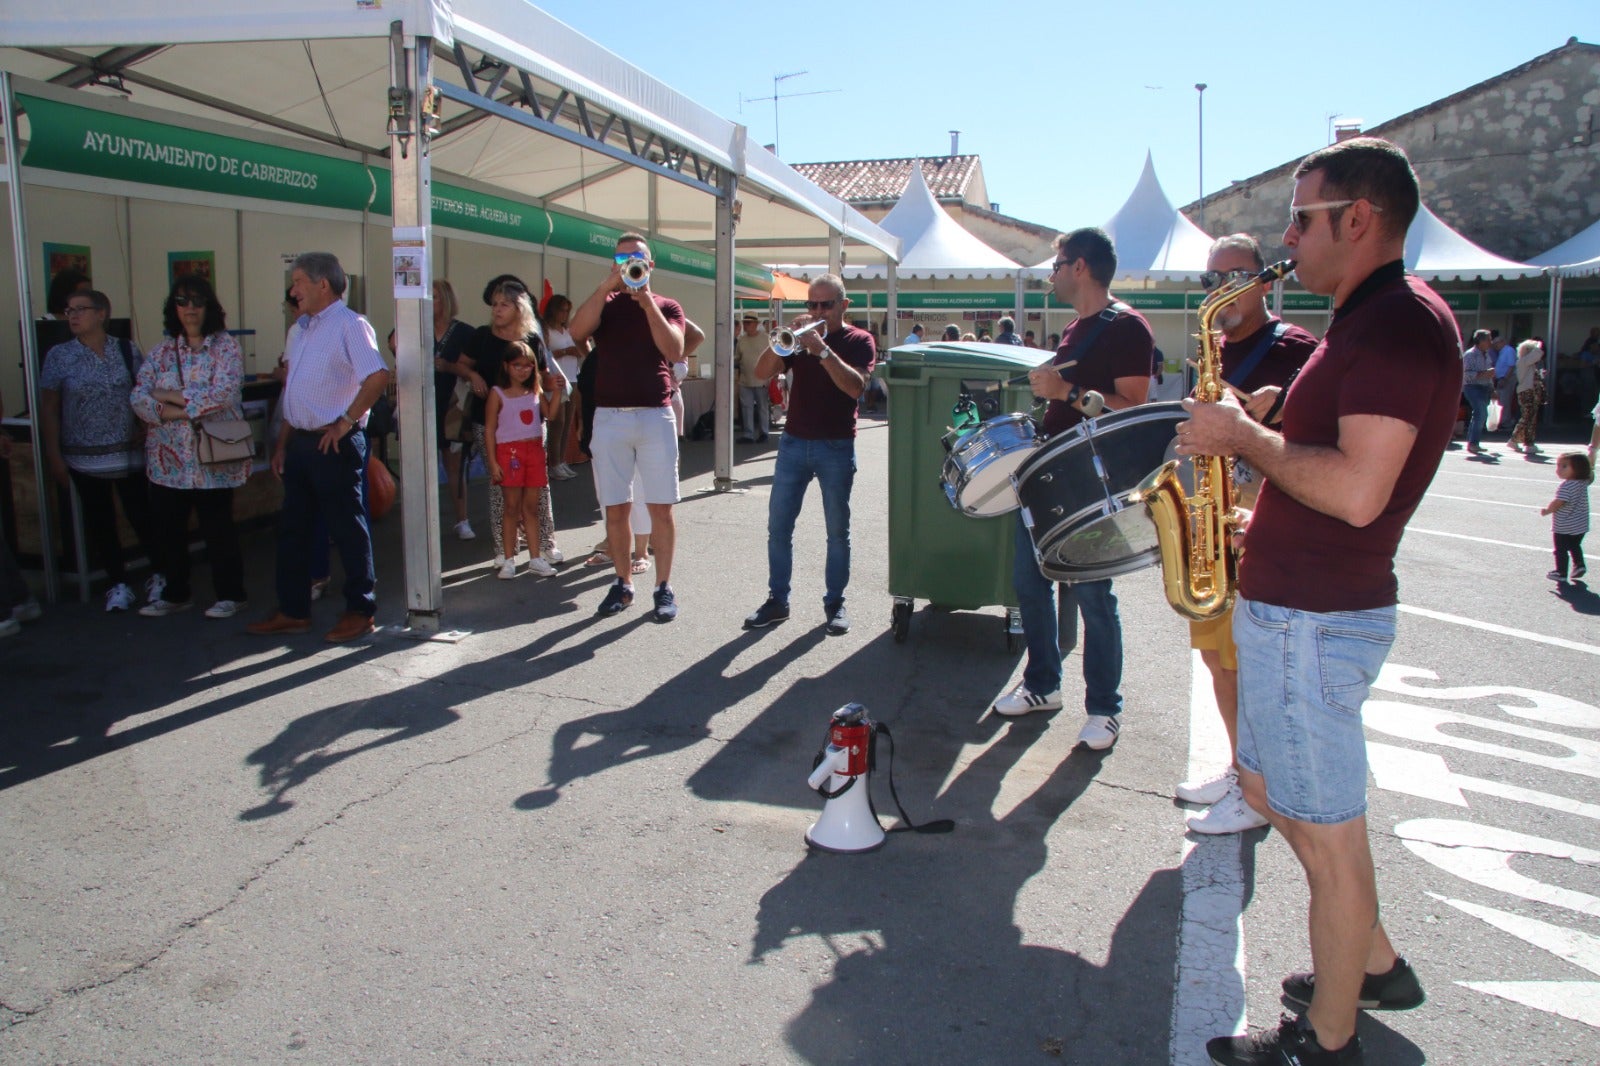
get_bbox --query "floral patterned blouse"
[131,331,251,490]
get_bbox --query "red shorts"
[495,438,548,488]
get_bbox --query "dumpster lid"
[887,341,1051,371]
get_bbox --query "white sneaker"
[454,520,476,541]
[525,556,557,577]
[1186,784,1268,835]
[542,546,565,565]
[496,558,518,580]
[1077,714,1121,750]
[1176,766,1236,806]
[0,616,19,638]
[139,598,193,617]
[105,583,137,612]
[204,600,246,619]
[144,573,167,604]
[552,464,577,481]
[11,598,42,623]
[992,683,1064,717]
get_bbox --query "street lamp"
[1196,83,1207,233]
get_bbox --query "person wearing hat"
[735,313,771,442]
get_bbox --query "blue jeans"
[1012,515,1123,715]
[1233,597,1396,824]
[768,434,856,606]
[276,429,375,618]
[1463,382,1492,446]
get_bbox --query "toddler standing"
[484,342,550,579]
[1541,451,1591,582]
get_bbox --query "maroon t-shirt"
[1041,305,1155,436]
[1221,319,1318,393]
[782,325,876,440]
[1240,263,1462,612]
[592,291,686,408]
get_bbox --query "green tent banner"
[20,93,385,215]
[431,182,551,245]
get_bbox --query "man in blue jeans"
[993,228,1153,751]
[1461,329,1496,455]
[743,274,876,635]
[1182,137,1455,1066]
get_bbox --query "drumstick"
[996,360,1078,389]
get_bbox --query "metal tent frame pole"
[712,163,738,488]
[1,69,58,602]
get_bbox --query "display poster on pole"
[392,226,428,299]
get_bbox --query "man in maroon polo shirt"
[1181,138,1458,1066]
[569,233,687,621]
[742,274,875,635]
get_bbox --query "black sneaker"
[744,598,790,628]
[824,600,850,635]
[1574,565,1588,579]
[1282,956,1425,1013]
[598,581,634,616]
[1207,1014,1362,1066]
[652,583,678,622]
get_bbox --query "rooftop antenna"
[745,70,838,158]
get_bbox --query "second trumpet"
[770,319,825,357]
[620,258,651,290]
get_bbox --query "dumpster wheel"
[892,598,913,643]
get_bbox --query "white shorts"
[592,406,680,508]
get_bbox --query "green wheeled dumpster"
[883,342,1049,646]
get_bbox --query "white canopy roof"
[1030,153,1214,282]
[1403,203,1543,281]
[0,0,899,263]
[841,162,1018,280]
[1529,217,1600,277]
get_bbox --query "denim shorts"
[1232,597,1396,825]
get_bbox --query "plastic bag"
[1486,398,1503,432]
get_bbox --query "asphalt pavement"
[1,414,1596,1065]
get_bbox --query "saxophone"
[1138,260,1296,620]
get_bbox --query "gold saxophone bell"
[1138,260,1295,620]
[770,318,825,357]
[621,259,651,290]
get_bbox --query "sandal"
[585,551,612,567]
[630,555,651,574]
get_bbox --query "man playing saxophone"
[1178,138,1458,1066]
[1177,234,1316,836]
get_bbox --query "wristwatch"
[817,347,833,362]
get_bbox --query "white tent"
[840,163,1018,281]
[1529,218,1600,278]
[1403,203,1544,280]
[1029,152,1213,282]
[0,0,899,618]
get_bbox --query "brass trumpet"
[1138,259,1296,620]
[620,258,651,290]
[770,319,826,357]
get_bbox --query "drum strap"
[1067,301,1131,365]
[1223,320,1288,390]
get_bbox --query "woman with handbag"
[131,276,251,619]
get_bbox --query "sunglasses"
[805,299,838,310]
[1288,199,1383,233]
[1050,256,1077,275]
[173,295,207,308]
[1200,269,1254,292]
[614,252,647,264]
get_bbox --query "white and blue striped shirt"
[280,300,385,430]
[1554,479,1590,536]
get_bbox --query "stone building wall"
[1187,40,1600,263]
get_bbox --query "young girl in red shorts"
[484,342,550,579]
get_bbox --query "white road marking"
[1403,527,1547,551]
[1432,470,1551,484]
[1425,493,1544,508]
[1397,605,1600,656]
[1170,650,1247,1064]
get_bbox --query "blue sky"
[534,1,1595,234]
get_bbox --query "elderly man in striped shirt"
[248,252,390,643]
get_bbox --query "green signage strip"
[21,93,383,215]
[432,182,550,245]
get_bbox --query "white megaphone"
[805,703,886,853]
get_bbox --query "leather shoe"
[246,611,311,636]
[325,611,375,643]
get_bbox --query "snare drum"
[941,413,1039,516]
[1013,402,1187,582]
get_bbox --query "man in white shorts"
[568,232,687,621]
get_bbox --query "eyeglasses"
[1200,269,1255,292]
[173,295,206,308]
[63,305,99,316]
[1050,256,1077,275]
[1288,199,1383,232]
[805,299,838,310]
[614,252,647,264]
